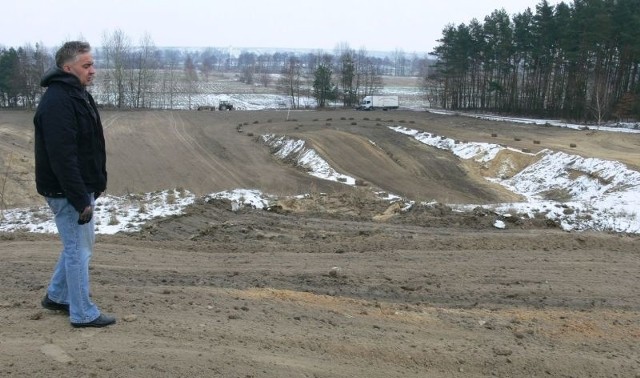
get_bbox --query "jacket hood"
[40,67,83,89]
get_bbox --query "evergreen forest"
[430,0,640,122]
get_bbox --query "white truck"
[358,95,399,110]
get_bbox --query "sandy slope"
[1,109,639,377]
[3,109,639,208]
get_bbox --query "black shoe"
[71,314,116,328]
[41,295,69,313]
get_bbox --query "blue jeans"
[45,194,100,323]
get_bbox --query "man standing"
[34,41,115,328]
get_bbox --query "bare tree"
[13,46,35,108]
[358,55,383,98]
[184,54,198,109]
[240,65,254,85]
[419,58,440,108]
[353,48,367,100]
[131,33,157,108]
[277,56,304,108]
[257,54,272,87]
[589,63,615,127]
[161,49,181,109]
[101,29,131,108]
[332,43,357,107]
[199,48,217,80]
[393,48,406,76]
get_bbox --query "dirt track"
[1,109,640,377]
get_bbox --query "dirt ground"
[1,109,639,377]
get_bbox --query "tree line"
[0,30,429,110]
[429,0,640,122]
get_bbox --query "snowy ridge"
[391,126,532,163]
[390,126,640,234]
[262,134,357,185]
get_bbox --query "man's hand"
[78,206,93,225]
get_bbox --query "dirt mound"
[120,191,563,258]
[482,148,542,179]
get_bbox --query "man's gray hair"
[55,41,91,68]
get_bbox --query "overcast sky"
[2,0,565,54]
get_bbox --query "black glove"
[78,206,93,225]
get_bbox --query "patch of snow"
[262,134,356,185]
[1,189,196,235]
[390,125,640,234]
[205,189,274,210]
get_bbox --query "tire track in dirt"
[101,112,126,131]
[166,111,245,186]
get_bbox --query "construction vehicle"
[218,101,234,111]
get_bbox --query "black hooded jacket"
[34,67,107,213]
